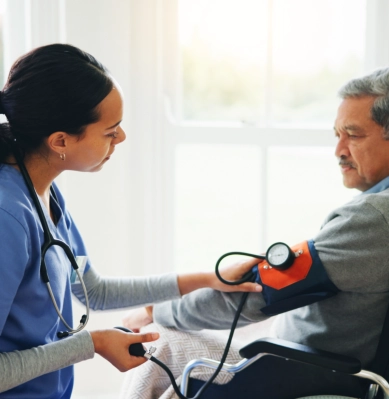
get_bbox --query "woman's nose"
[115,126,126,144]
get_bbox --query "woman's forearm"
[0,331,94,393]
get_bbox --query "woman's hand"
[177,257,263,295]
[90,328,159,372]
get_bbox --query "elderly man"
[122,68,389,398]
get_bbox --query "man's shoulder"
[321,191,389,228]
[360,188,389,214]
[338,188,389,209]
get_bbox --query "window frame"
[150,0,389,272]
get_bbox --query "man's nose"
[334,136,349,159]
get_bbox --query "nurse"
[0,44,260,398]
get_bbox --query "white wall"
[3,0,161,396]
[63,1,154,397]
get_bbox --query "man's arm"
[313,198,389,292]
[153,288,268,331]
[149,194,389,331]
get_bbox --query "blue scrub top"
[0,164,90,398]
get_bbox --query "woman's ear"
[46,132,68,156]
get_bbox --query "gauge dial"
[266,242,295,270]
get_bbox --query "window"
[174,144,262,271]
[165,0,365,272]
[178,0,366,127]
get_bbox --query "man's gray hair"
[339,68,389,139]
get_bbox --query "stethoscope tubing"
[12,142,90,337]
[46,267,90,333]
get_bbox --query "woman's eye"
[108,132,118,138]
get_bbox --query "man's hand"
[122,306,154,332]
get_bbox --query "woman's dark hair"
[0,43,114,162]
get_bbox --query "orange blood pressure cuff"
[252,240,339,316]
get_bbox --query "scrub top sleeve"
[0,209,29,333]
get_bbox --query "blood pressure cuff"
[253,240,339,316]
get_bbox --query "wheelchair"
[180,337,389,399]
[179,249,389,399]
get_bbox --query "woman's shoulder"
[0,164,36,223]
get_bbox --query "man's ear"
[46,132,69,156]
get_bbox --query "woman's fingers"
[132,331,160,343]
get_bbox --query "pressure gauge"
[266,242,295,270]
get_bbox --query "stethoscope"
[13,144,90,339]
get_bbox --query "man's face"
[334,96,389,191]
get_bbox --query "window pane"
[271,0,366,126]
[179,0,267,123]
[174,144,261,273]
[267,147,357,246]
[179,0,366,127]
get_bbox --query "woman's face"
[64,85,126,172]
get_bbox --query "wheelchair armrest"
[239,337,362,374]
